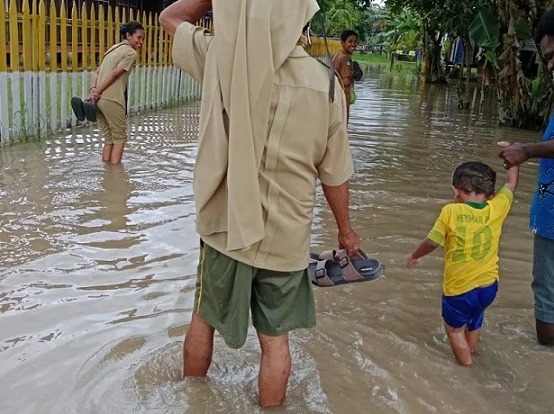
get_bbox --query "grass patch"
[354,52,420,75]
[353,52,389,65]
[391,61,420,75]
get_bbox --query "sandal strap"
[314,260,334,287]
[318,250,336,261]
[335,250,365,282]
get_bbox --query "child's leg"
[465,281,498,354]
[465,327,481,353]
[444,322,473,366]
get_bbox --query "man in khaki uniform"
[160,0,361,408]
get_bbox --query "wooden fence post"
[98,4,105,58]
[38,0,47,135]
[90,5,97,69]
[9,0,21,135]
[49,0,59,132]
[0,0,8,140]
[22,0,33,132]
[81,3,89,99]
[146,11,153,110]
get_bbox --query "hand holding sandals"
[338,227,361,257]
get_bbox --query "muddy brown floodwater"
[0,66,552,414]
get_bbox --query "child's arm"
[407,238,439,269]
[503,164,519,193]
[498,141,520,193]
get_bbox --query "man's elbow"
[321,180,349,190]
[159,11,177,36]
[158,10,170,28]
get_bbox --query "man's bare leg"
[445,323,473,366]
[465,327,481,353]
[536,319,554,346]
[183,312,215,377]
[257,332,291,408]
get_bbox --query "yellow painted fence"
[0,0,337,143]
[309,38,342,59]
[0,0,212,142]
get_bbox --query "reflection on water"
[0,69,552,414]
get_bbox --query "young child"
[408,156,519,366]
[331,29,358,122]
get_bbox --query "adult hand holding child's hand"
[498,140,528,168]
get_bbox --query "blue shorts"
[442,281,498,331]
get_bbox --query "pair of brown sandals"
[309,249,385,287]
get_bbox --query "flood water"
[1,66,552,414]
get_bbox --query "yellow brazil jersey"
[427,187,513,296]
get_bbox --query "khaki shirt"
[97,41,137,108]
[173,22,354,271]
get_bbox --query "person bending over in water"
[408,157,518,366]
[72,21,144,164]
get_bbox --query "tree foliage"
[312,0,554,127]
[313,0,389,40]
[377,7,422,50]
[384,0,554,127]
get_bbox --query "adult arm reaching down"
[322,182,361,257]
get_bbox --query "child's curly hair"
[452,162,496,196]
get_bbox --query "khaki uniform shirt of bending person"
[160,0,361,409]
[88,22,144,164]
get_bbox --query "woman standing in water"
[73,21,145,164]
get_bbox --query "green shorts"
[194,242,316,349]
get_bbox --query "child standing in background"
[408,154,519,366]
[332,29,358,123]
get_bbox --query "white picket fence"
[0,66,201,143]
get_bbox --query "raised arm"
[504,164,519,193]
[321,181,361,256]
[498,141,520,193]
[159,0,212,37]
